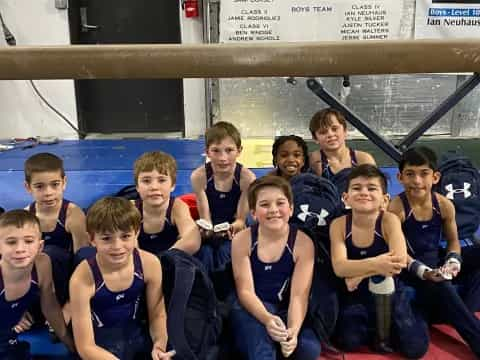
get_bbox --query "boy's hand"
[13,311,33,333]
[280,328,298,357]
[345,276,364,292]
[230,220,245,238]
[375,252,405,276]
[266,315,288,342]
[151,343,176,360]
[423,269,447,282]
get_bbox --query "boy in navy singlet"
[0,210,74,358]
[191,121,256,273]
[231,176,321,360]
[389,147,480,357]
[24,153,89,309]
[330,164,428,358]
[70,197,173,360]
[309,108,375,191]
[134,151,201,256]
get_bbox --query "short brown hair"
[0,209,41,232]
[24,153,65,183]
[205,121,242,149]
[134,151,177,185]
[247,176,293,210]
[86,197,141,235]
[347,164,388,194]
[309,108,347,138]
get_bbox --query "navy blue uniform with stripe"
[400,192,480,357]
[29,199,72,305]
[230,224,321,360]
[196,163,242,279]
[320,148,357,179]
[87,249,151,359]
[335,213,429,358]
[135,197,179,256]
[0,266,39,359]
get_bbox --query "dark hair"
[247,176,293,210]
[309,108,347,138]
[272,135,309,172]
[24,152,65,183]
[347,164,388,194]
[399,146,438,172]
[0,209,41,231]
[205,121,242,149]
[87,197,141,235]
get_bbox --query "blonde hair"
[133,151,177,185]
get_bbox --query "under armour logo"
[360,250,367,256]
[445,183,472,200]
[11,302,18,309]
[219,194,226,199]
[264,265,272,271]
[116,293,125,301]
[297,204,329,226]
[422,225,429,229]
[44,236,51,240]
[150,234,158,239]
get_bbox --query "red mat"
[320,313,479,360]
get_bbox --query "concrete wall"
[0,0,206,139]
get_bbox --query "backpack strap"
[167,256,197,359]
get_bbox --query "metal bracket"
[307,78,402,163]
[307,73,480,163]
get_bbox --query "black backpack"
[434,150,480,240]
[160,249,221,360]
[290,173,342,246]
[115,185,139,200]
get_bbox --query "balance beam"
[0,39,480,80]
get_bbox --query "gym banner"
[219,0,404,43]
[415,0,480,39]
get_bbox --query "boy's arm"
[330,216,401,278]
[70,262,119,360]
[382,212,408,267]
[438,195,461,254]
[287,231,314,337]
[232,229,275,325]
[66,204,90,252]
[141,251,168,354]
[171,199,201,255]
[36,254,75,353]
[309,151,322,176]
[356,150,376,165]
[232,168,256,235]
[191,167,212,223]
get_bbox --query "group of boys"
[0,112,479,359]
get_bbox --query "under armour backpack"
[160,249,221,360]
[434,150,480,240]
[115,185,140,200]
[290,173,342,247]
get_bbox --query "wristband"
[408,260,431,280]
[444,252,462,265]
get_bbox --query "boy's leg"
[392,286,429,359]
[292,327,321,360]
[456,245,480,312]
[417,280,480,357]
[334,302,369,352]
[195,243,215,273]
[230,298,277,360]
